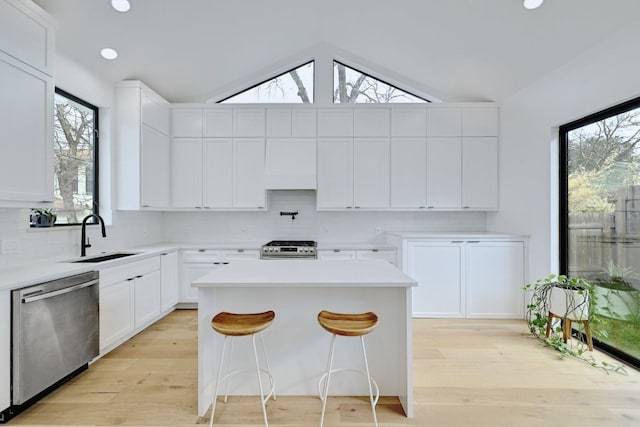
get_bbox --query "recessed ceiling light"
[523,0,544,9]
[100,48,118,60]
[111,0,130,12]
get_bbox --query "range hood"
[264,138,317,190]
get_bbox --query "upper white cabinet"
[354,108,390,137]
[391,108,427,137]
[463,107,498,136]
[264,138,316,190]
[267,108,316,137]
[172,109,203,137]
[0,0,55,207]
[234,108,265,137]
[203,138,233,208]
[233,138,266,208]
[204,108,233,137]
[116,81,170,210]
[171,137,203,208]
[462,137,498,210]
[317,108,353,137]
[317,138,353,209]
[427,107,462,137]
[390,137,427,208]
[353,138,390,208]
[426,137,462,209]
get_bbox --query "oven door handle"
[21,279,99,304]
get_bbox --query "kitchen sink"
[69,252,140,263]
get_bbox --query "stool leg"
[545,313,554,337]
[320,334,337,427]
[563,319,572,343]
[252,334,269,427]
[582,320,594,351]
[259,331,277,401]
[210,336,229,427]
[223,338,235,403]
[360,336,378,427]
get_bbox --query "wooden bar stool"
[209,311,276,427]
[545,312,594,351]
[317,310,379,427]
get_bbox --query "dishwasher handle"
[21,279,99,304]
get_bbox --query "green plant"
[30,208,57,226]
[524,274,627,374]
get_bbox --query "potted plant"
[30,208,57,227]
[524,274,626,374]
[593,261,640,321]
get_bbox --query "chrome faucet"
[81,214,106,257]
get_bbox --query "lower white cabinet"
[318,249,357,260]
[160,251,179,312]
[317,249,396,265]
[0,290,9,414]
[402,239,525,319]
[99,257,162,352]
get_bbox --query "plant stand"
[545,313,593,351]
[545,286,593,351]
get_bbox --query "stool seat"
[317,310,378,336]
[211,311,275,336]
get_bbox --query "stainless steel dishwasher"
[11,270,99,407]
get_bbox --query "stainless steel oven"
[260,240,317,259]
[11,271,99,407]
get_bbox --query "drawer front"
[181,249,221,263]
[100,257,161,287]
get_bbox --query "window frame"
[218,60,315,104]
[50,87,100,227]
[332,60,430,103]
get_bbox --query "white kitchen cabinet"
[264,138,316,189]
[204,108,233,137]
[353,138,390,208]
[204,138,233,208]
[390,138,427,208]
[100,278,135,351]
[292,109,317,137]
[391,108,427,137]
[426,137,462,208]
[99,257,161,352]
[466,241,525,318]
[115,81,170,210]
[407,241,465,318]
[233,108,265,137]
[171,138,204,208]
[317,138,353,209]
[317,249,357,260]
[462,137,498,210]
[233,138,266,208]
[172,108,203,137]
[267,108,316,137]
[221,249,260,261]
[134,269,161,328]
[160,251,179,312]
[427,107,462,137]
[462,106,498,137]
[317,108,353,137]
[354,108,390,137]
[393,236,526,319]
[0,289,9,414]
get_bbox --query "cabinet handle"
[195,206,202,209]
[333,249,340,253]
[372,249,379,252]
[213,262,220,265]
[141,204,150,208]
[136,275,143,279]
[468,241,480,244]
[198,249,206,252]
[126,277,134,281]
[451,241,464,243]
[346,206,352,209]
[222,262,229,265]
[427,206,434,209]
[204,206,211,209]
[354,206,361,209]
[418,206,426,209]
[463,206,470,209]
[237,249,244,253]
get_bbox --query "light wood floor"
[9,309,640,426]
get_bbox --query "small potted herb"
[30,208,57,227]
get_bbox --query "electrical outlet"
[1,239,19,254]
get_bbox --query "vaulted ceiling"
[34,0,640,103]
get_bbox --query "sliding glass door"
[560,97,640,365]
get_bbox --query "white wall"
[162,190,486,244]
[488,19,640,283]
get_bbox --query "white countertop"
[386,231,529,240]
[193,259,417,288]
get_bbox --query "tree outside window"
[51,89,98,225]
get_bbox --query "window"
[560,96,640,367]
[51,88,99,225]
[220,61,314,103]
[333,61,428,103]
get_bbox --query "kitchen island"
[192,259,417,418]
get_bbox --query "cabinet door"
[292,109,316,137]
[354,108,390,137]
[317,138,353,209]
[391,108,427,137]
[233,108,265,137]
[181,263,218,303]
[462,107,498,136]
[171,109,202,137]
[171,138,203,208]
[141,91,169,134]
[354,137,390,208]
[160,252,179,312]
[0,54,53,204]
[233,138,265,208]
[426,137,462,208]
[427,107,461,137]
[221,249,260,261]
[100,280,134,351]
[390,138,427,208]
[0,290,9,411]
[140,125,170,208]
[266,108,291,137]
[466,241,525,319]
[134,269,161,328]
[204,108,233,137]
[317,109,353,137]
[317,249,357,260]
[407,242,464,318]
[462,137,498,210]
[203,138,233,208]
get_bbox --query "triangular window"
[333,61,428,103]
[219,61,314,103]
